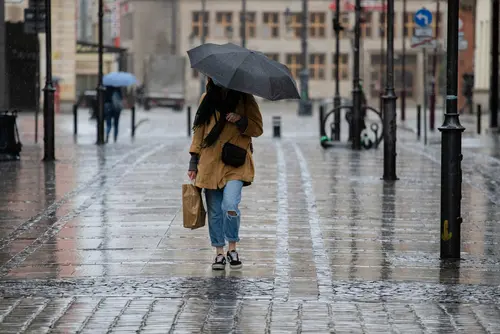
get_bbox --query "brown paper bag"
[182,184,206,230]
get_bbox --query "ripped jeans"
[205,180,243,247]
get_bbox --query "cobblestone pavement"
[1,106,500,333]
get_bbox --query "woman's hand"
[187,171,197,181]
[226,113,241,123]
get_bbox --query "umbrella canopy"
[103,71,137,87]
[187,43,300,101]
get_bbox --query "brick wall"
[458,2,475,111]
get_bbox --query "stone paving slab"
[2,106,500,332]
[0,297,499,333]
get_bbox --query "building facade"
[118,0,179,83]
[178,0,455,105]
[474,0,493,108]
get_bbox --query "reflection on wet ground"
[0,110,500,332]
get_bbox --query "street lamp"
[298,0,312,116]
[490,0,499,128]
[439,0,464,260]
[43,0,55,160]
[439,0,466,260]
[96,0,105,145]
[241,0,247,47]
[429,0,441,131]
[381,0,398,180]
[351,0,363,149]
[332,0,343,141]
[379,0,386,116]
[401,0,407,122]
[199,0,207,98]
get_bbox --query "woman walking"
[104,85,123,143]
[187,78,263,270]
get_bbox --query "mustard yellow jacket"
[189,93,264,190]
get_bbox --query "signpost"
[410,8,435,49]
[414,7,433,27]
[23,8,46,34]
[411,10,468,51]
[24,0,46,34]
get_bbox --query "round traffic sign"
[414,8,433,27]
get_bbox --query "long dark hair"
[192,78,245,147]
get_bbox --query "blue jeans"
[104,102,121,141]
[205,180,243,247]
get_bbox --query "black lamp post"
[439,0,464,260]
[429,0,441,132]
[401,0,407,121]
[43,0,55,161]
[96,0,105,145]
[379,0,386,116]
[199,0,207,98]
[382,0,397,180]
[298,0,312,116]
[490,0,499,128]
[351,0,362,149]
[241,0,247,48]
[333,0,342,141]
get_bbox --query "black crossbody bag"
[214,111,249,168]
[222,142,247,167]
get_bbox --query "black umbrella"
[187,43,300,101]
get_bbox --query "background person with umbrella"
[186,43,299,271]
[102,72,137,143]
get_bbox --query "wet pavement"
[1,106,500,332]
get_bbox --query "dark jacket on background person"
[104,86,123,106]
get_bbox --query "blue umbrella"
[103,71,137,87]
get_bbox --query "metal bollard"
[131,106,136,138]
[477,104,481,135]
[416,104,421,140]
[73,104,78,136]
[319,105,326,138]
[187,106,192,137]
[273,116,281,138]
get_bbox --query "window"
[309,12,326,38]
[309,54,326,80]
[192,69,199,79]
[337,13,350,39]
[404,12,416,38]
[263,12,280,38]
[265,53,280,62]
[286,53,302,78]
[216,12,233,38]
[370,54,417,98]
[287,13,302,38]
[379,12,386,38]
[121,12,133,40]
[332,53,349,80]
[191,11,209,38]
[240,12,256,38]
[361,12,372,38]
[76,74,98,96]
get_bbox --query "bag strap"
[210,108,252,152]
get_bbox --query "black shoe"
[212,254,226,271]
[227,250,242,270]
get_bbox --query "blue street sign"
[414,8,433,27]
